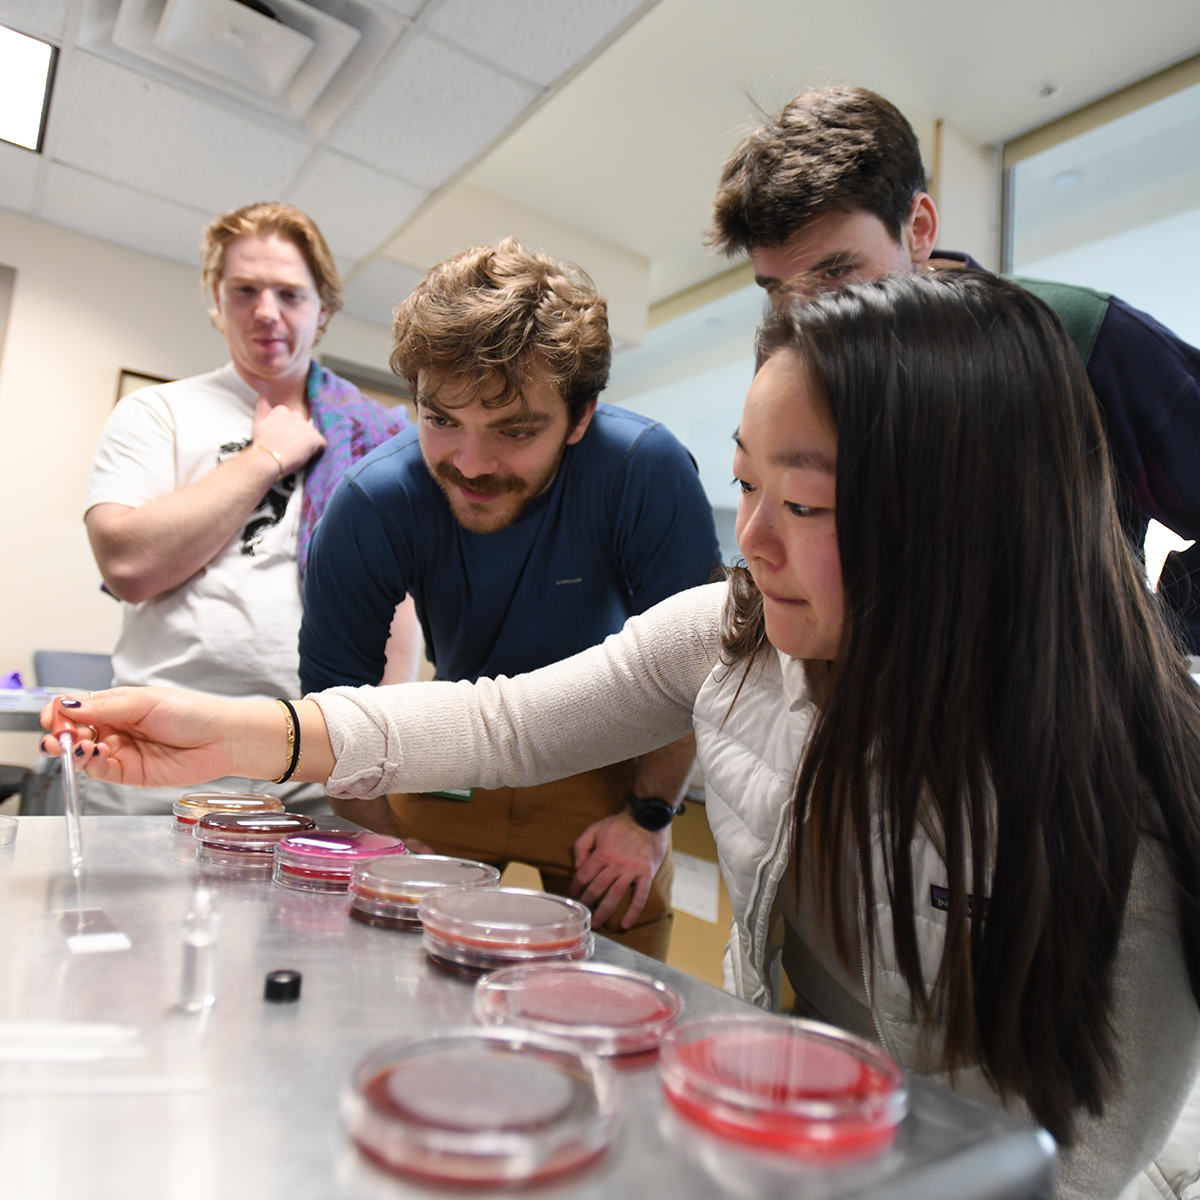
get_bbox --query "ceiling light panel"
[0,23,56,151]
[330,32,539,188]
[38,161,215,265]
[287,150,428,260]
[47,52,312,211]
[427,0,648,88]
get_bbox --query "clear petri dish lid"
[418,886,590,951]
[275,830,406,869]
[351,854,501,904]
[194,811,317,850]
[659,1015,907,1159]
[342,1028,616,1185]
[474,962,684,1056]
[172,791,283,824]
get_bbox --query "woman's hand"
[39,688,288,788]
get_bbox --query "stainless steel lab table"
[0,817,1054,1199]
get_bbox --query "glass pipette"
[51,698,84,877]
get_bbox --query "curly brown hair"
[709,86,927,255]
[390,238,611,426]
[201,201,343,326]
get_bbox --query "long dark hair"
[723,271,1200,1144]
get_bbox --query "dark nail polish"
[92,746,100,757]
[60,698,82,709]
[74,746,84,758]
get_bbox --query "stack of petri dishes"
[342,1029,616,1185]
[474,962,684,1056]
[194,811,317,873]
[659,1015,907,1160]
[418,886,592,975]
[172,791,283,834]
[273,830,406,893]
[349,855,501,931]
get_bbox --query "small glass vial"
[180,888,219,1011]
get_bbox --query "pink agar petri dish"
[172,791,282,833]
[659,1015,907,1160]
[474,962,684,1056]
[273,830,406,893]
[349,854,501,931]
[342,1029,616,1185]
[194,811,317,870]
[418,886,592,975]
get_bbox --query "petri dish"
[194,812,317,870]
[474,962,684,1056]
[172,791,282,833]
[273,830,406,893]
[342,1028,616,1185]
[419,886,592,975]
[349,854,501,931]
[659,1015,907,1159]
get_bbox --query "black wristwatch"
[628,796,684,832]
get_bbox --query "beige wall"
[936,121,1002,271]
[0,209,393,767]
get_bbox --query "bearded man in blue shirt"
[299,238,720,960]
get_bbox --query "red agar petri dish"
[342,1028,616,1185]
[172,791,283,833]
[474,962,684,1056]
[273,830,406,893]
[419,886,592,975]
[349,854,501,931]
[659,1015,907,1159]
[194,812,317,870]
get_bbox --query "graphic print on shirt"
[217,439,297,556]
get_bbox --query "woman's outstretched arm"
[41,583,726,797]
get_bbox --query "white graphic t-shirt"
[85,363,305,701]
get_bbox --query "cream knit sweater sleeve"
[311,582,727,799]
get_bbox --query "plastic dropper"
[51,697,84,876]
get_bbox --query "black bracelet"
[274,698,301,784]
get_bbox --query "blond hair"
[390,238,611,425]
[201,202,343,328]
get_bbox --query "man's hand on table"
[571,810,669,929]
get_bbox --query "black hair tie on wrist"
[274,698,301,785]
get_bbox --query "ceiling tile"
[0,0,71,41]
[45,52,313,213]
[369,0,427,17]
[342,256,425,325]
[427,0,647,87]
[287,151,428,260]
[37,162,214,266]
[0,140,40,214]
[330,31,539,187]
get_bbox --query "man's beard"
[430,445,566,533]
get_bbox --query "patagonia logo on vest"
[930,884,990,919]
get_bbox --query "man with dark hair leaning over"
[710,85,1200,650]
[299,238,720,960]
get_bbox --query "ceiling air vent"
[81,0,404,135]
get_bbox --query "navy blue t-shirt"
[299,404,721,691]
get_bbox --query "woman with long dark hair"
[47,271,1200,1197]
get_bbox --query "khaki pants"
[387,760,674,961]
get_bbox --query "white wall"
[0,209,393,767]
[936,121,1001,269]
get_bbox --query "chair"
[33,651,113,692]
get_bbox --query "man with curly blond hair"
[83,202,411,815]
[299,239,719,960]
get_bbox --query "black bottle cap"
[264,969,302,1003]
